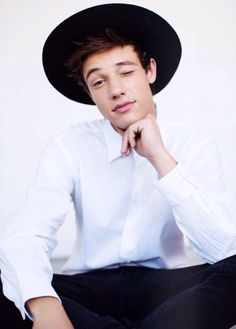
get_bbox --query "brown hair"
[65,28,151,92]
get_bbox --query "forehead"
[83,45,140,75]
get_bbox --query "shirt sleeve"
[0,138,77,319]
[154,131,236,264]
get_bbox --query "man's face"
[83,45,157,130]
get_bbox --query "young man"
[0,3,236,329]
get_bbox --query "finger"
[126,128,137,151]
[129,129,136,148]
[113,125,132,155]
[121,131,130,154]
[122,126,140,155]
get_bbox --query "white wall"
[1,0,236,258]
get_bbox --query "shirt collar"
[102,119,123,162]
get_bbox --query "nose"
[108,76,125,99]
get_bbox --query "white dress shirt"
[0,116,235,318]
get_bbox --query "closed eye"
[121,70,134,76]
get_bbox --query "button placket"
[120,154,146,261]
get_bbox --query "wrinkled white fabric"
[0,117,235,318]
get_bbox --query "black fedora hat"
[42,3,181,105]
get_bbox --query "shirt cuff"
[15,272,60,320]
[23,281,60,320]
[154,163,199,206]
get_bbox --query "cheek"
[88,91,102,107]
[91,94,110,116]
[89,85,108,101]
[131,75,151,91]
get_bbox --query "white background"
[1,0,236,259]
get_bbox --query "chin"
[112,112,145,130]
[126,114,144,126]
[117,119,136,130]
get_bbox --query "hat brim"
[42,3,182,105]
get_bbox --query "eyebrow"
[85,61,137,82]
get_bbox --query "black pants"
[1,255,236,329]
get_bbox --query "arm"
[26,297,74,329]
[117,114,236,263]
[0,137,78,319]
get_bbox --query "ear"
[146,58,157,84]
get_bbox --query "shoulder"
[48,118,105,152]
[158,118,215,148]
[57,118,105,142]
[158,117,219,163]
[41,118,105,162]
[38,119,105,178]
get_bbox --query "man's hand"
[115,114,177,177]
[26,296,74,329]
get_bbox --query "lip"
[112,100,136,113]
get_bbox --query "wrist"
[26,296,61,318]
[27,296,74,329]
[148,150,177,177]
